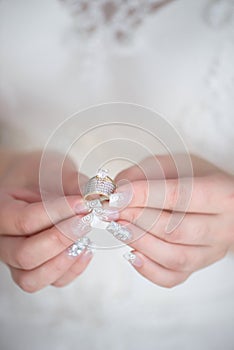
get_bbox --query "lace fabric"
[58,0,234,51]
[59,0,175,43]
[204,0,234,28]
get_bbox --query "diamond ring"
[84,168,116,201]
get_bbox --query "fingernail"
[67,237,91,257]
[68,213,93,240]
[74,199,102,214]
[123,251,143,267]
[106,221,132,241]
[109,192,132,209]
[79,248,93,262]
[93,207,119,221]
[110,179,133,209]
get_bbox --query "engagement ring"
[84,168,116,200]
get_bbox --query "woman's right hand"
[0,187,94,292]
[0,150,94,292]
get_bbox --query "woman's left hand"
[112,155,234,287]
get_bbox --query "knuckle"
[140,182,149,207]
[163,279,179,289]
[53,275,76,288]
[167,180,179,210]
[17,273,38,293]
[48,227,70,248]
[124,208,140,224]
[51,280,67,288]
[168,180,191,211]
[197,175,221,204]
[192,221,206,241]
[165,225,183,243]
[166,218,206,245]
[53,259,67,276]
[166,250,188,271]
[16,246,34,270]
[16,211,32,235]
[163,273,189,288]
[52,281,65,288]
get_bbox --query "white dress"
[0,1,234,349]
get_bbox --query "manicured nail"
[58,213,93,241]
[93,207,119,221]
[74,199,102,214]
[123,251,143,267]
[68,213,93,240]
[106,221,132,241]
[67,237,91,257]
[109,191,133,209]
[79,248,93,262]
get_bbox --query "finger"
[39,151,87,196]
[0,193,89,235]
[124,250,189,288]
[52,249,93,287]
[117,174,231,214]
[115,154,181,182]
[115,154,223,183]
[62,169,88,196]
[1,187,41,203]
[109,220,223,273]
[0,214,92,269]
[9,248,85,293]
[119,207,221,246]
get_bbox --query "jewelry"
[123,251,137,264]
[68,237,92,257]
[70,212,94,237]
[106,221,132,241]
[85,199,102,211]
[75,168,133,249]
[123,251,142,267]
[84,168,116,201]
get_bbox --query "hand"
[112,154,234,287]
[0,150,93,292]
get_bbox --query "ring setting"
[84,168,116,201]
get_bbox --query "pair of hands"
[0,151,233,292]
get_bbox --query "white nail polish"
[93,207,119,221]
[109,192,132,209]
[67,237,91,257]
[106,221,132,241]
[86,199,102,210]
[80,248,93,261]
[75,199,102,214]
[70,213,93,238]
[123,251,143,267]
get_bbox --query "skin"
[0,150,93,293]
[114,154,234,287]
[0,151,233,291]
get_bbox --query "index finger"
[118,174,230,214]
[0,192,89,235]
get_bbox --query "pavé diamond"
[106,221,132,241]
[97,168,109,179]
[68,237,91,257]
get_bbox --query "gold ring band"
[83,169,116,201]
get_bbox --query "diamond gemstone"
[68,237,91,257]
[124,252,136,263]
[106,221,132,241]
[97,168,109,179]
[87,199,102,210]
